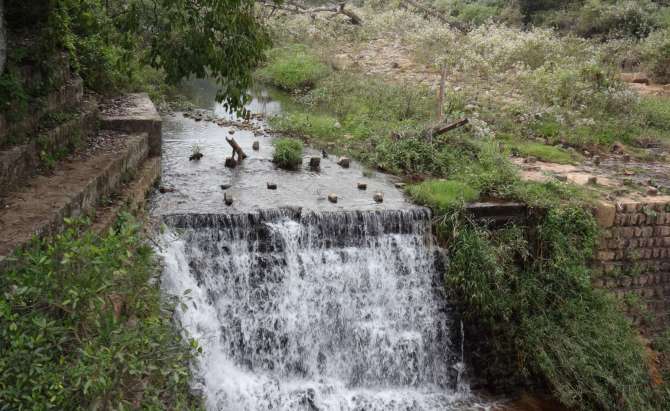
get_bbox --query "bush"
[272,138,304,170]
[256,45,330,91]
[0,216,201,409]
[641,28,670,84]
[444,206,659,410]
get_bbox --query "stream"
[153,81,489,410]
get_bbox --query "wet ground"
[153,86,411,216]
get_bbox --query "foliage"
[0,70,29,122]
[641,28,670,84]
[256,46,331,91]
[506,140,579,164]
[0,215,201,409]
[443,205,660,410]
[407,179,480,212]
[273,138,304,170]
[4,0,270,112]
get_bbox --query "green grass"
[407,179,480,211]
[507,140,579,164]
[0,215,201,409]
[638,96,670,131]
[256,45,330,91]
[272,138,304,170]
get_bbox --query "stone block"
[595,201,616,228]
[99,93,162,157]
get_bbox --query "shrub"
[256,45,330,91]
[272,138,304,170]
[444,205,659,410]
[0,215,200,409]
[638,96,670,131]
[408,179,480,212]
[641,29,670,84]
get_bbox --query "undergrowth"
[0,215,201,409]
[440,205,664,410]
[256,45,330,91]
[272,138,304,170]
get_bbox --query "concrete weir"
[0,93,162,268]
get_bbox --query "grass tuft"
[408,179,480,212]
[272,138,304,170]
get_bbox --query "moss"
[272,138,304,170]
[507,140,579,164]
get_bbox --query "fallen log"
[258,1,363,25]
[226,136,247,161]
[421,118,469,139]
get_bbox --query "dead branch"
[421,118,469,139]
[401,0,465,32]
[258,1,362,25]
[226,137,248,161]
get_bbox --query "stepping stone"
[252,141,260,151]
[225,157,237,168]
[267,182,277,190]
[309,157,321,170]
[394,182,406,189]
[220,183,232,190]
[328,193,338,203]
[337,157,350,168]
[228,129,235,135]
[357,182,367,190]
[373,192,384,203]
[224,192,234,206]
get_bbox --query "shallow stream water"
[153,82,490,410]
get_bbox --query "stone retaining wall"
[593,198,670,335]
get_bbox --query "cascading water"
[159,207,481,410]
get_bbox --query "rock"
[611,142,625,155]
[594,200,616,228]
[390,61,400,69]
[159,186,175,193]
[593,155,601,166]
[225,157,237,168]
[309,157,321,170]
[321,149,328,159]
[648,187,659,196]
[373,192,384,203]
[334,121,341,129]
[357,182,367,190]
[587,176,598,185]
[337,157,350,168]
[524,156,537,164]
[189,153,203,161]
[267,182,277,190]
[622,154,631,162]
[328,193,338,203]
[228,129,235,135]
[224,192,234,206]
[220,184,232,190]
[632,73,650,85]
[252,141,260,151]
[394,182,406,189]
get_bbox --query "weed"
[272,138,304,170]
[408,180,480,212]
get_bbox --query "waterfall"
[159,207,479,410]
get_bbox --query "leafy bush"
[408,179,480,212]
[0,216,201,409]
[444,205,659,410]
[272,138,304,170]
[641,28,670,84]
[256,45,330,91]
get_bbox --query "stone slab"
[99,93,162,157]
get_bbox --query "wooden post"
[436,65,447,122]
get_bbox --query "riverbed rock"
[252,141,260,151]
[337,157,350,168]
[357,182,367,190]
[328,193,338,203]
[394,182,406,189]
[373,192,384,203]
[267,182,277,190]
[587,176,598,185]
[189,152,203,161]
[593,155,601,165]
[648,187,659,196]
[309,157,321,170]
[225,157,237,168]
[224,192,234,205]
[220,183,232,190]
[228,129,235,135]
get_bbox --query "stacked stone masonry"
[594,199,670,335]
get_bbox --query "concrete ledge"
[91,157,160,234]
[0,100,98,197]
[466,201,529,226]
[0,76,84,147]
[0,133,149,264]
[99,93,162,157]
